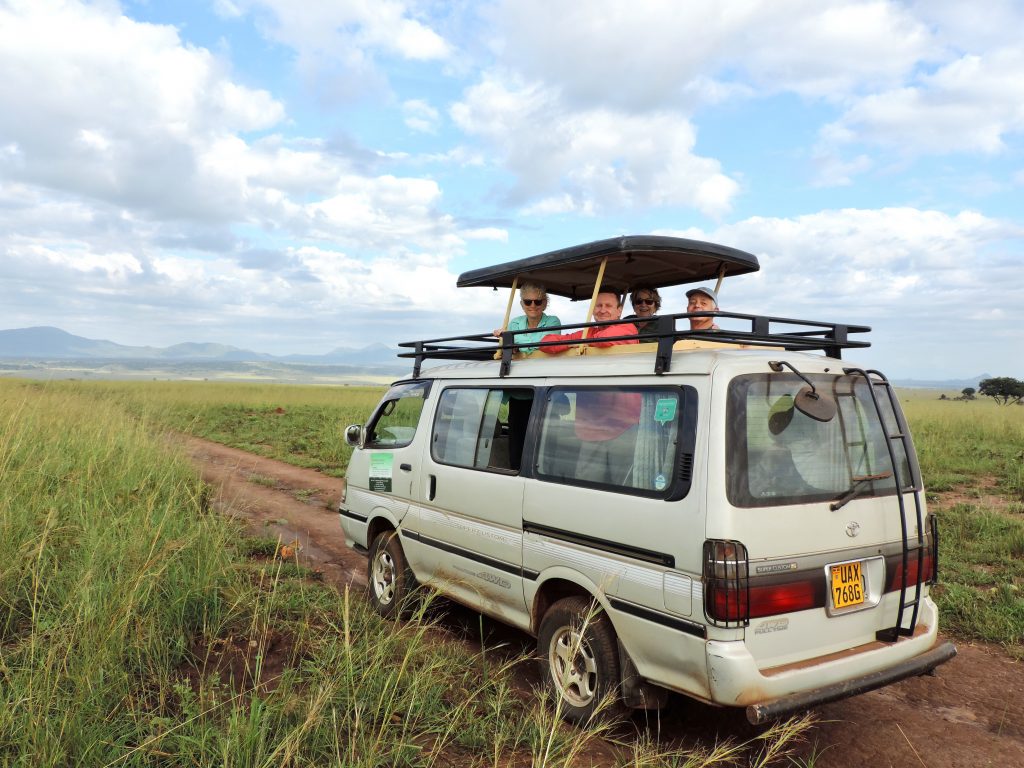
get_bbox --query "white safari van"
[339,236,955,724]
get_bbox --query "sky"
[1,0,1022,380]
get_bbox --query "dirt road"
[185,436,1024,767]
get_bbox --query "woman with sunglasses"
[493,282,561,355]
[626,286,661,335]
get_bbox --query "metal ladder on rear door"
[843,367,926,642]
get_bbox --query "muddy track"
[184,436,1024,767]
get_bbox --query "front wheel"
[537,596,624,724]
[367,530,417,619]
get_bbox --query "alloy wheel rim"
[372,550,396,605]
[549,626,598,707]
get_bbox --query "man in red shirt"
[537,290,642,484]
[539,291,638,354]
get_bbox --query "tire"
[367,530,417,619]
[537,595,625,724]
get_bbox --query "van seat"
[539,421,580,479]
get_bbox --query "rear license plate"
[830,561,865,610]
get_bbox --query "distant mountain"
[892,374,992,390]
[158,342,273,361]
[280,342,397,366]
[0,326,263,361]
[0,326,399,368]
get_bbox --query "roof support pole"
[501,276,519,331]
[713,263,727,295]
[493,277,519,360]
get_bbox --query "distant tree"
[961,387,976,400]
[938,393,948,400]
[979,377,1024,406]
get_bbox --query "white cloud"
[821,47,1024,157]
[490,0,935,111]
[0,1,475,251]
[402,99,441,133]
[910,0,1024,51]
[452,76,739,217]
[0,0,501,352]
[223,0,449,68]
[0,0,285,220]
[451,1,953,216]
[655,208,1024,376]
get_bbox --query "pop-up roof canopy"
[456,235,759,300]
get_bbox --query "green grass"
[901,393,1024,653]
[3,376,1019,764]
[901,392,1024,496]
[12,379,1023,652]
[0,378,814,766]
[15,380,386,478]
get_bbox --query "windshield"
[726,373,915,508]
[366,380,431,448]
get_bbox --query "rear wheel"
[537,596,624,724]
[367,530,417,619]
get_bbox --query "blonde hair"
[519,282,548,301]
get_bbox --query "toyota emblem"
[845,521,861,538]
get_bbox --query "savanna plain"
[1,378,1021,767]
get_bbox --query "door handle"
[400,463,412,471]
[428,474,436,501]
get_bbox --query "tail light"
[886,523,938,592]
[928,514,940,584]
[703,539,749,626]
[747,579,821,618]
[705,523,941,628]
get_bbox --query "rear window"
[726,373,913,508]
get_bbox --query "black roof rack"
[398,311,870,378]
[457,235,759,300]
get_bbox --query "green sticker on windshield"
[369,453,394,493]
[654,398,677,424]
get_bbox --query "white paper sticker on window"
[369,452,394,492]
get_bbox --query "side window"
[432,387,534,472]
[365,381,430,448]
[536,387,686,496]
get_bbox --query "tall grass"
[1,379,811,766]
[901,393,1024,497]
[901,393,1024,652]
[0,381,232,762]
[25,380,386,478]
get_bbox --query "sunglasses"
[634,298,656,305]
[521,298,545,306]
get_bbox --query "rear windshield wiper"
[830,472,894,512]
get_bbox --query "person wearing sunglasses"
[625,286,662,335]
[493,282,562,355]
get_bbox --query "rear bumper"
[745,639,957,724]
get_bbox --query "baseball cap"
[686,286,718,305]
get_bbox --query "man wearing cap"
[686,286,720,331]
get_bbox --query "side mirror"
[344,424,365,448]
[794,386,837,422]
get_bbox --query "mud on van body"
[338,236,955,725]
